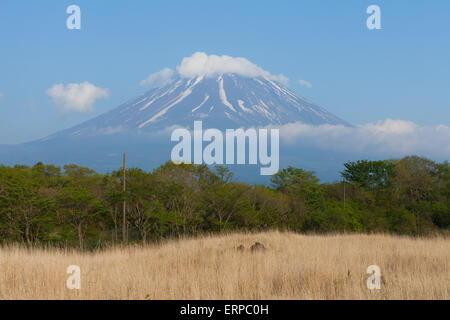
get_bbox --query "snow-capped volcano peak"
[49,73,349,138]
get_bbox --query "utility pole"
[343,178,346,210]
[122,152,127,244]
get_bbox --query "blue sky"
[0,0,449,144]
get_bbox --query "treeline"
[0,156,448,248]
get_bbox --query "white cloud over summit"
[278,119,450,159]
[298,79,312,88]
[177,52,289,85]
[140,68,175,88]
[141,52,289,87]
[46,82,109,113]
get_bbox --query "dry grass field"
[0,231,448,300]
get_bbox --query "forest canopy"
[0,156,448,248]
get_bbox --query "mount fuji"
[46,74,349,140]
[0,71,352,182]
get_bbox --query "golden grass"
[0,231,448,300]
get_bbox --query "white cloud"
[46,82,109,113]
[140,68,175,88]
[298,79,312,88]
[277,119,450,159]
[0,93,3,99]
[176,52,289,86]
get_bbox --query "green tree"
[341,160,395,190]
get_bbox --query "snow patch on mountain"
[237,99,251,113]
[192,94,210,112]
[139,76,203,128]
[218,75,237,112]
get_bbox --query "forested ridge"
[0,156,448,248]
